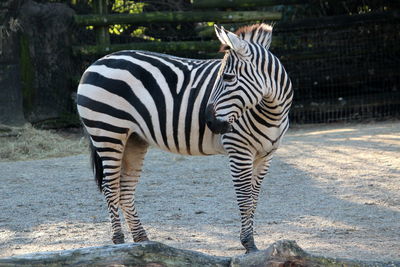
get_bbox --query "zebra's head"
[206,24,273,134]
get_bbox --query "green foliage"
[112,0,144,14]
[282,0,395,20]
[109,0,146,36]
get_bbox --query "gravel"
[0,122,399,261]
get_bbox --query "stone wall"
[0,0,75,126]
[0,0,25,126]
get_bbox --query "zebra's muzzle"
[205,104,233,134]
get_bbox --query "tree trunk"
[0,240,397,267]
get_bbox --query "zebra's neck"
[254,51,293,126]
[257,93,291,125]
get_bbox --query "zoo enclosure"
[1,0,398,126]
[72,0,400,124]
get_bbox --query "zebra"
[77,23,293,253]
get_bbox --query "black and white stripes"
[77,23,293,253]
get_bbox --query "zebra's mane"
[218,23,273,76]
[219,23,273,52]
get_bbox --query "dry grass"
[0,125,87,161]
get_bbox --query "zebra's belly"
[135,128,226,156]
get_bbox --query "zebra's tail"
[90,143,104,192]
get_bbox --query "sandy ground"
[0,122,399,261]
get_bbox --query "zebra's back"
[77,50,225,155]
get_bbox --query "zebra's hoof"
[134,235,149,242]
[241,234,258,254]
[112,233,125,244]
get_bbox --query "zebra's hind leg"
[94,140,126,244]
[120,133,149,242]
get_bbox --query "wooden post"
[192,0,308,9]
[93,0,110,48]
[74,11,282,26]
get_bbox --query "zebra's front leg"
[229,153,258,253]
[119,133,149,242]
[250,154,273,223]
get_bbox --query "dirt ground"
[0,122,399,262]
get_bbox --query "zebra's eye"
[222,73,235,82]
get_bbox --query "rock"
[230,240,308,267]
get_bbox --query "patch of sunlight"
[131,26,160,41]
[0,125,87,161]
[112,0,145,14]
[109,1,146,36]
[0,221,110,257]
[375,134,400,139]
[291,215,359,232]
[304,128,356,136]
[109,24,124,35]
[0,229,15,244]
[348,134,400,146]
[144,223,240,256]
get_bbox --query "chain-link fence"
[69,0,400,124]
[274,13,400,123]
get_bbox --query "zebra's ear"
[214,25,247,53]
